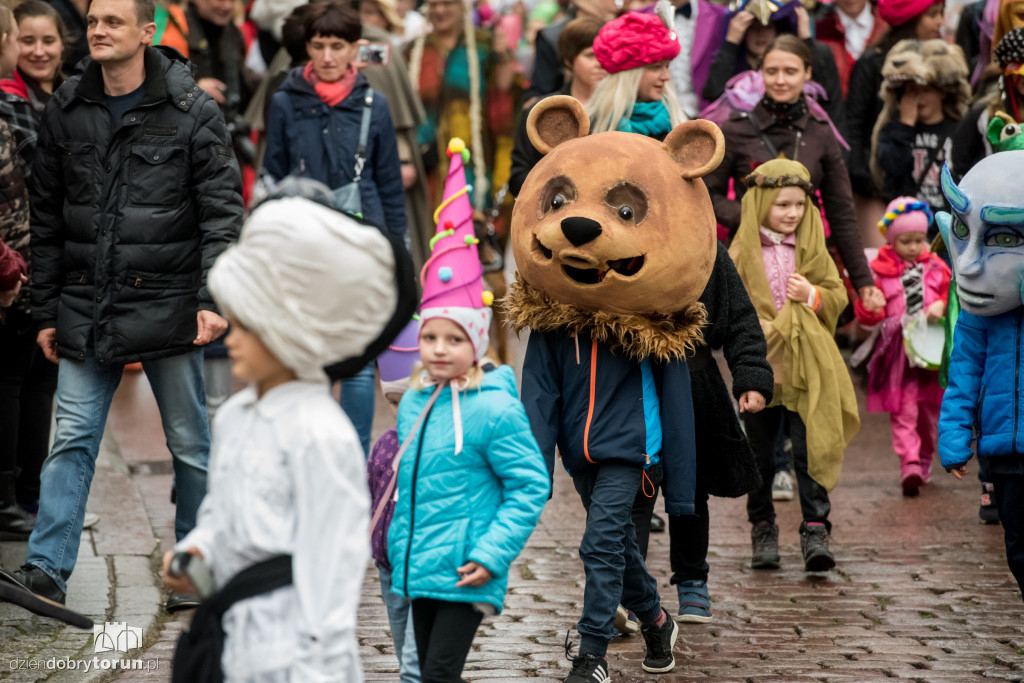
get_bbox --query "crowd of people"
[0,0,1022,679]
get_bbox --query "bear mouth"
[562,256,645,284]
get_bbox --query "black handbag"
[171,555,293,683]
[332,90,374,217]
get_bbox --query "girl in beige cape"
[728,158,860,573]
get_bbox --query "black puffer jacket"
[30,46,243,365]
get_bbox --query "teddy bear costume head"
[506,96,724,359]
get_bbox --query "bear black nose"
[561,216,603,247]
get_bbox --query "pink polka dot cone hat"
[419,138,493,361]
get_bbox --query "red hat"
[877,0,940,27]
[593,12,680,74]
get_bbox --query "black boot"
[0,471,35,539]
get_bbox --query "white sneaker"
[771,471,794,501]
[82,512,100,529]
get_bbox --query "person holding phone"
[263,0,407,457]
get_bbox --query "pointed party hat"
[419,138,492,361]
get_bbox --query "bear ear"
[662,119,726,180]
[527,95,590,156]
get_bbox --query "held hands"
[786,273,814,305]
[859,286,886,313]
[161,547,203,594]
[738,391,766,414]
[455,561,493,588]
[194,311,228,346]
[726,10,755,44]
[925,299,946,322]
[947,465,969,480]
[0,273,26,308]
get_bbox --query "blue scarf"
[617,101,673,138]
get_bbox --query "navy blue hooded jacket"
[263,68,406,237]
[522,327,698,516]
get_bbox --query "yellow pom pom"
[482,291,494,307]
[448,138,466,156]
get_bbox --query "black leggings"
[412,598,484,682]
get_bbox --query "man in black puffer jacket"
[0,0,242,611]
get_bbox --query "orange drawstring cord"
[642,468,655,499]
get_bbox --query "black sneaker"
[640,611,678,673]
[800,522,835,572]
[0,564,65,605]
[750,520,780,569]
[563,631,610,683]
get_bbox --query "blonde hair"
[0,5,13,46]
[586,67,686,134]
[408,361,486,391]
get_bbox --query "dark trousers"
[991,472,1024,598]
[668,489,710,584]
[573,461,662,656]
[744,407,831,529]
[0,317,58,502]
[628,462,663,559]
[411,598,483,682]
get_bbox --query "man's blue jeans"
[378,566,421,682]
[340,363,375,457]
[26,350,210,593]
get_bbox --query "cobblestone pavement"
[2,357,1022,682]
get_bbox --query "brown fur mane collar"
[502,275,707,363]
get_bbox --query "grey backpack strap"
[353,90,374,182]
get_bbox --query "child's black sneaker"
[640,611,678,673]
[750,520,780,569]
[563,630,610,683]
[800,521,835,572]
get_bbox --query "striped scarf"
[901,262,924,317]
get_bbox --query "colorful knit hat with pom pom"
[878,196,933,243]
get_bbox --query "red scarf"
[303,62,357,107]
[0,70,29,99]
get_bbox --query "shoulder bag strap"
[353,90,374,182]
[206,555,293,619]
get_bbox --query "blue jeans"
[378,566,421,682]
[340,363,375,457]
[572,461,662,657]
[27,350,210,593]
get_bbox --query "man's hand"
[197,78,226,105]
[948,465,969,480]
[726,10,755,44]
[37,327,58,364]
[455,561,493,587]
[739,391,767,414]
[162,547,204,594]
[0,273,26,308]
[925,299,946,322]
[787,273,814,304]
[194,311,228,346]
[899,90,919,126]
[859,286,886,312]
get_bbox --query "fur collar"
[502,275,707,363]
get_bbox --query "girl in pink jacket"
[854,197,951,496]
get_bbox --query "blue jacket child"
[387,365,550,614]
[936,155,1024,596]
[263,68,407,238]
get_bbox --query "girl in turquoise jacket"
[386,307,549,680]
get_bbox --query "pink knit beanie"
[878,196,933,243]
[593,12,680,74]
[877,0,941,28]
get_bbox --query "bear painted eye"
[618,205,634,221]
[985,230,1024,248]
[551,194,566,210]
[1001,123,1021,142]
[952,216,969,240]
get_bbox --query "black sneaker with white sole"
[563,630,611,683]
[640,611,678,673]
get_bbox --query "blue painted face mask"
[936,155,1024,316]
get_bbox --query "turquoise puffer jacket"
[387,366,549,612]
[939,308,1024,468]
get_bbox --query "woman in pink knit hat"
[853,197,951,496]
[587,11,686,135]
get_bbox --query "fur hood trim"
[502,276,707,362]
